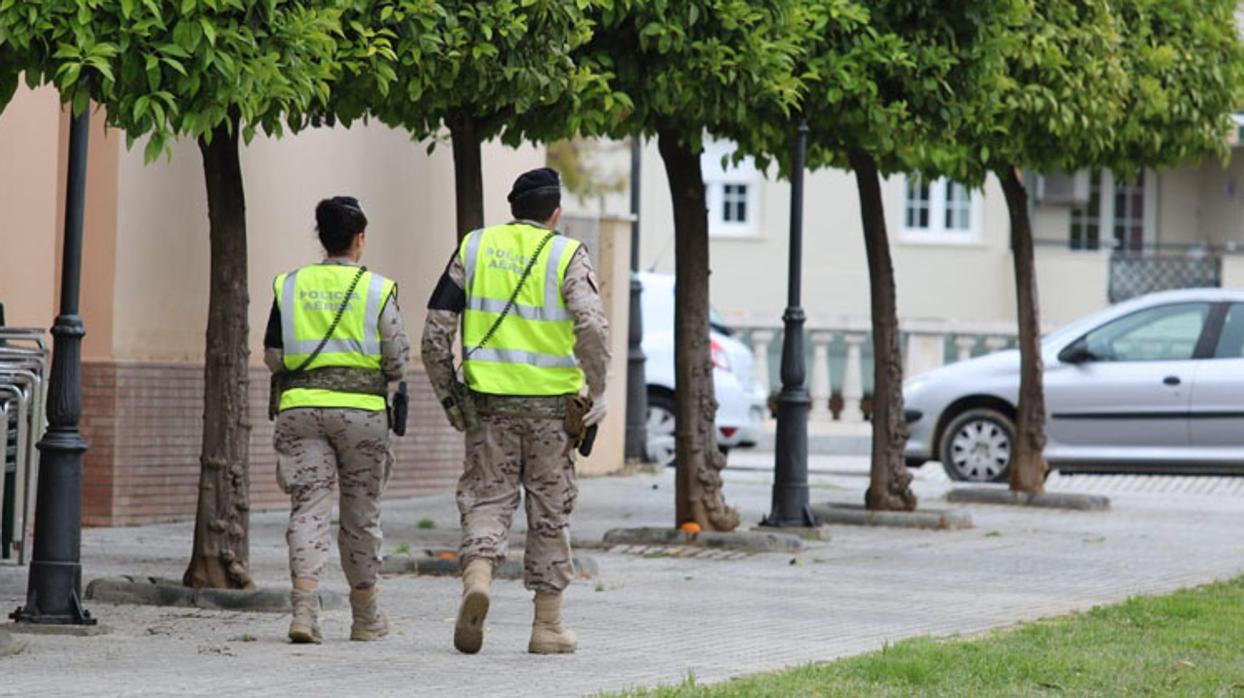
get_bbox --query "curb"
[754,433,871,456]
[811,503,973,530]
[2,622,113,638]
[381,553,599,580]
[0,629,20,657]
[946,487,1110,511]
[84,576,347,613]
[602,527,804,553]
[747,524,833,541]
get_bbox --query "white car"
[638,272,768,467]
[904,288,1244,482]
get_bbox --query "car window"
[1213,303,1244,358]
[1083,303,1209,362]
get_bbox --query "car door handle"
[1163,375,1181,386]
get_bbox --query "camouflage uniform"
[265,256,410,588]
[422,230,609,593]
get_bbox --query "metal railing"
[1108,251,1222,303]
[1,328,49,565]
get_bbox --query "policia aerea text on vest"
[421,167,610,655]
[263,196,411,644]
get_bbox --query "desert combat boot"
[528,591,576,654]
[454,559,493,653]
[350,586,389,641]
[288,588,323,644]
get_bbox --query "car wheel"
[645,392,677,469]
[939,408,1014,483]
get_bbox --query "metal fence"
[1,327,48,565]
[1108,251,1222,303]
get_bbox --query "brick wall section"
[80,360,463,527]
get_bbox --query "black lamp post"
[762,121,816,528]
[11,105,97,625]
[624,135,648,462]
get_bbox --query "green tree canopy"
[0,0,379,154]
[0,0,397,589]
[1107,0,1244,176]
[333,0,605,236]
[576,0,829,530]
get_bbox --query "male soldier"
[422,167,609,654]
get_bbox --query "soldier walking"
[265,196,410,643]
[422,168,609,654]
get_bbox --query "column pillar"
[809,331,834,420]
[748,329,776,396]
[842,333,867,423]
[955,336,978,362]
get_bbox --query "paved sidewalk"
[2,454,1243,697]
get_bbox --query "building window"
[722,183,749,223]
[1070,171,1103,250]
[702,140,761,237]
[901,175,980,242]
[1069,170,1150,251]
[945,182,971,230]
[905,177,930,229]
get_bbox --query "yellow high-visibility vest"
[273,264,395,411]
[460,223,583,396]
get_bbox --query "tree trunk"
[657,129,739,532]
[848,148,916,512]
[183,122,255,590]
[999,166,1048,493]
[448,110,485,241]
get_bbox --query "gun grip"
[392,381,409,436]
[578,424,598,457]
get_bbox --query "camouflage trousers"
[274,408,393,589]
[457,412,578,593]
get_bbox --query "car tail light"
[710,339,731,372]
[720,426,738,438]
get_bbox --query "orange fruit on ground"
[679,522,702,534]
[437,550,457,560]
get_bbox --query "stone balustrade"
[735,317,1028,421]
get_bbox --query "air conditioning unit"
[1035,171,1091,206]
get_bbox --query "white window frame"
[899,175,984,245]
[1069,169,1157,251]
[702,139,762,238]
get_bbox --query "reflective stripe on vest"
[460,224,583,396]
[273,264,394,411]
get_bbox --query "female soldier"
[264,196,409,643]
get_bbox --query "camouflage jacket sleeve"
[379,289,411,383]
[421,252,466,403]
[563,246,610,398]
[264,348,285,374]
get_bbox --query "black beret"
[507,167,561,203]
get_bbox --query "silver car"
[904,288,1244,481]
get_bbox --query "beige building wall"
[630,139,1089,329]
[1195,154,1244,247]
[1158,164,1204,246]
[0,85,61,329]
[112,124,543,363]
[621,139,1244,334]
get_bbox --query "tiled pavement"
[2,453,1242,697]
